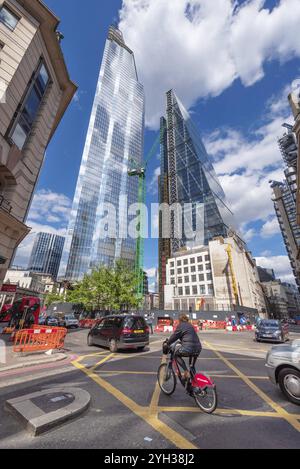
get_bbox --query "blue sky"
[14,0,300,288]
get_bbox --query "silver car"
[265,340,300,405]
[59,314,79,329]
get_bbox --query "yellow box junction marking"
[204,340,300,433]
[72,354,197,450]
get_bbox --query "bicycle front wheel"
[193,386,217,414]
[157,363,176,396]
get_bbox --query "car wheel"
[109,338,118,353]
[278,368,300,405]
[87,334,94,347]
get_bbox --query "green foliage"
[66,261,139,312]
[44,290,63,307]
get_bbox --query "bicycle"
[157,342,218,414]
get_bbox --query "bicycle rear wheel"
[157,363,176,396]
[193,386,217,413]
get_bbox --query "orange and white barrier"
[13,327,67,353]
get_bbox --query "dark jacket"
[167,322,201,353]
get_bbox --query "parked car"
[58,314,79,329]
[43,316,58,327]
[255,319,289,343]
[87,315,150,352]
[265,340,300,405]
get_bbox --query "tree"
[110,260,139,311]
[44,290,63,307]
[66,261,139,312]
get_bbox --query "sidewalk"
[0,334,68,374]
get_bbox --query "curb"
[0,353,68,374]
[5,387,91,436]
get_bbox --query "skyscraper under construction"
[270,124,300,292]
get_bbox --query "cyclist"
[165,314,202,386]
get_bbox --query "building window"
[177,260,182,266]
[170,261,174,268]
[205,255,210,262]
[190,257,195,264]
[207,273,212,281]
[191,266,196,273]
[184,276,189,283]
[184,259,188,265]
[192,286,198,295]
[200,285,206,294]
[208,284,214,295]
[191,275,197,282]
[185,286,190,296]
[198,264,203,272]
[206,263,211,270]
[184,267,188,274]
[178,277,182,284]
[170,278,175,285]
[9,61,50,149]
[197,256,202,262]
[0,5,19,30]
[170,269,175,276]
[178,287,183,296]
[199,274,204,282]
[177,268,182,275]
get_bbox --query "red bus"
[0,297,41,328]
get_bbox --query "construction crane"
[225,244,240,307]
[128,130,163,304]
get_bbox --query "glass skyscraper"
[28,232,65,280]
[159,90,235,306]
[60,27,145,281]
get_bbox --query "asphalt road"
[0,329,299,449]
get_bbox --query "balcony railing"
[0,195,12,214]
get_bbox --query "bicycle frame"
[167,347,215,391]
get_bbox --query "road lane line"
[149,356,166,413]
[72,358,197,449]
[157,406,297,419]
[90,353,115,372]
[204,341,300,433]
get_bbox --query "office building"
[0,0,76,285]
[28,232,65,279]
[164,234,266,314]
[159,90,235,307]
[61,26,145,281]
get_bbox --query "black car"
[87,315,150,352]
[255,319,289,343]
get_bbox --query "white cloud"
[239,226,257,242]
[203,81,295,231]
[28,189,72,225]
[255,255,295,284]
[145,267,156,278]
[119,0,300,129]
[148,166,160,194]
[13,190,72,268]
[260,216,281,238]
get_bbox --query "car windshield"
[124,317,146,329]
[260,320,279,328]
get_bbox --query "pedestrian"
[146,313,154,335]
